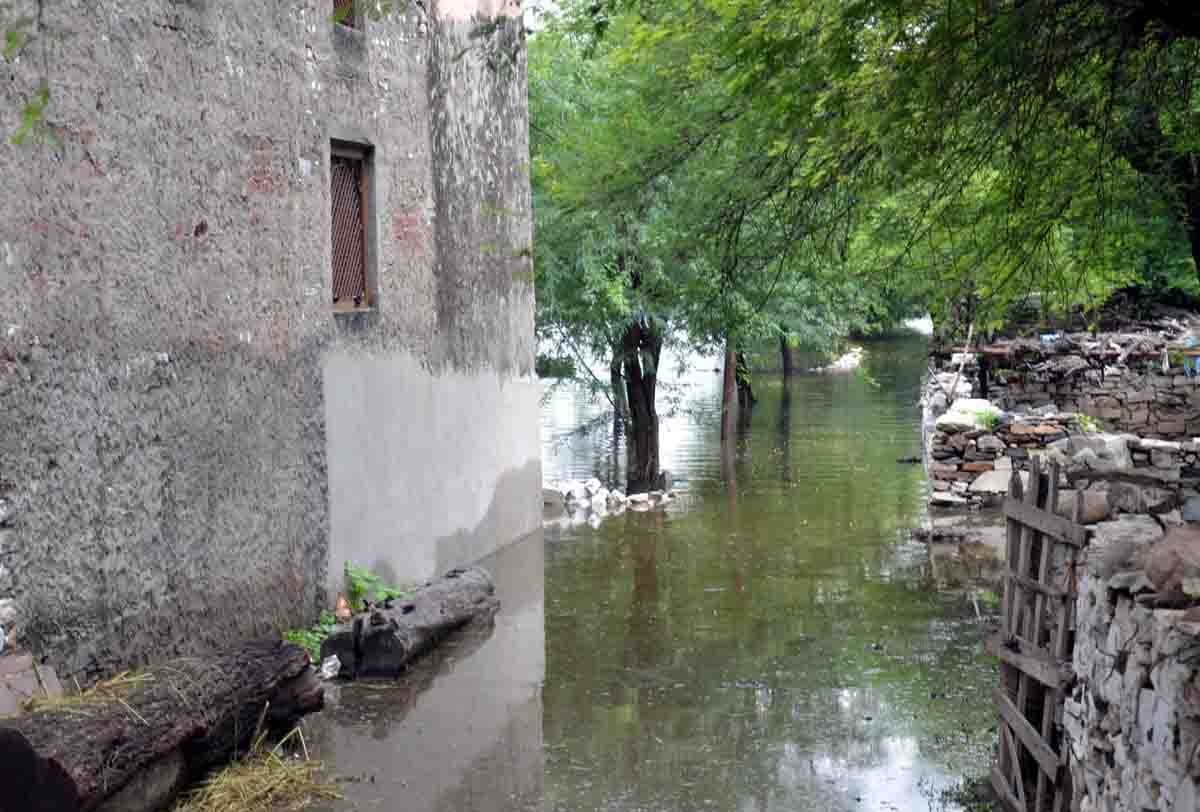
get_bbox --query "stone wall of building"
[0,0,539,679]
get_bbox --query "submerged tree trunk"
[736,351,756,412]
[721,339,738,444]
[623,318,663,494]
[610,342,630,425]
[779,332,794,377]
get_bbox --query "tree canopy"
[533,0,1200,335]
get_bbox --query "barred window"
[330,141,370,311]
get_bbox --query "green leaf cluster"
[536,0,1200,338]
[344,562,407,609]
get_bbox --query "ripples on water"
[305,332,998,812]
[541,333,997,812]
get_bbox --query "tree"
[561,0,1200,329]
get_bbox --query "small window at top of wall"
[333,0,359,29]
[331,141,372,312]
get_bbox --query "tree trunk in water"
[623,319,663,494]
[778,379,793,482]
[0,640,322,812]
[779,333,794,377]
[721,340,737,444]
[610,344,630,425]
[736,351,756,412]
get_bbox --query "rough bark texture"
[736,351,756,411]
[610,344,630,424]
[721,341,738,444]
[622,320,663,494]
[779,333,794,377]
[321,566,500,679]
[0,640,321,812]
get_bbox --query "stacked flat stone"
[1065,520,1200,812]
[990,362,1200,439]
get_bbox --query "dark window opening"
[333,0,358,29]
[331,142,370,311]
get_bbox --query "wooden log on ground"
[322,566,500,679]
[0,639,322,812]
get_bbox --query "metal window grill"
[333,0,358,28]
[331,152,367,309]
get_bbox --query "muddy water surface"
[306,332,999,812]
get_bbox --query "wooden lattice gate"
[984,458,1087,812]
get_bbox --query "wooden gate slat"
[988,457,1084,812]
[1002,499,1087,547]
[995,687,1059,779]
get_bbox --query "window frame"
[330,139,375,314]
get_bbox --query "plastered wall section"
[0,0,538,677]
[323,0,539,590]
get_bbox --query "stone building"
[0,0,540,679]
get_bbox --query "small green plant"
[975,408,1002,431]
[344,562,407,609]
[1075,413,1101,433]
[283,611,338,663]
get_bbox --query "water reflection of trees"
[542,335,995,811]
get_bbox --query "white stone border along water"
[542,477,677,529]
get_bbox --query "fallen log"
[0,639,322,812]
[322,566,500,679]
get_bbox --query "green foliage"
[975,409,1002,432]
[11,83,53,146]
[344,562,406,609]
[536,353,577,378]
[283,611,338,663]
[539,0,1200,337]
[3,14,32,60]
[1075,414,1101,434]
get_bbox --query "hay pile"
[173,728,341,812]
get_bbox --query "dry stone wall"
[925,364,1200,514]
[1065,519,1200,812]
[988,362,1200,440]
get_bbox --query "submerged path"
[306,331,998,812]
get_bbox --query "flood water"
[306,331,999,812]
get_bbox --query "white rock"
[587,514,603,529]
[969,469,1028,494]
[319,655,341,680]
[607,491,627,505]
[930,491,969,507]
[628,493,650,504]
[935,398,1001,433]
[585,478,603,496]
